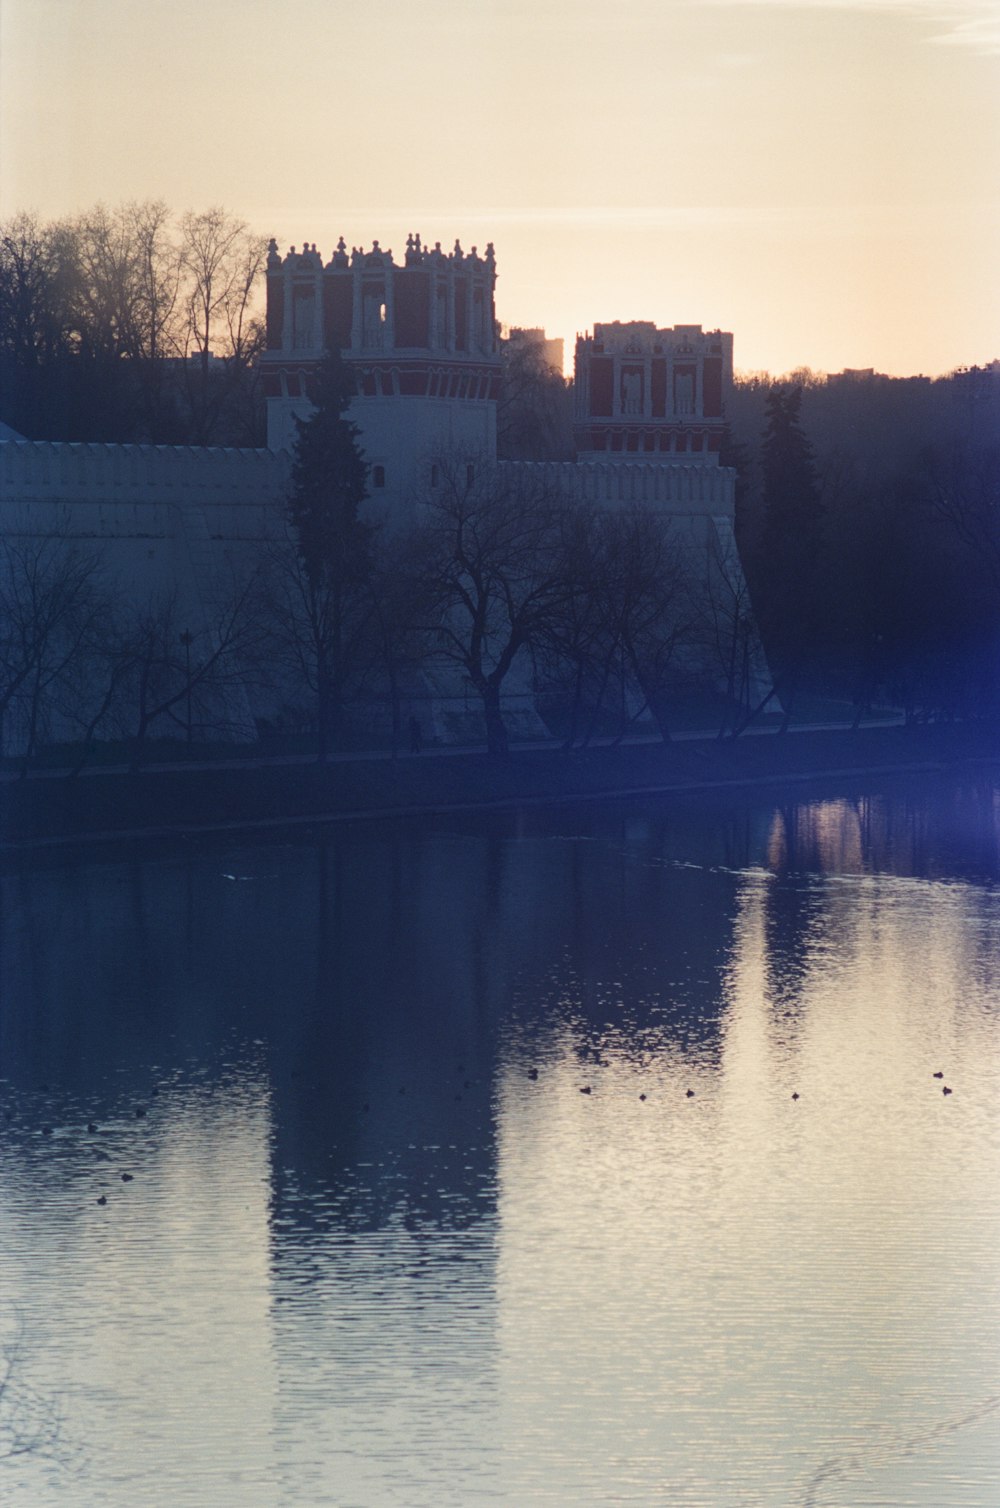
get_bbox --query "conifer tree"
[283,349,374,757]
[756,383,825,718]
[288,350,371,587]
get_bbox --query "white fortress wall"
[0,441,293,747]
[501,458,737,517]
[0,440,289,538]
[0,441,289,600]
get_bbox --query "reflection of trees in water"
[496,810,750,1076]
[268,830,530,1237]
[0,1315,73,1476]
[5,778,999,1230]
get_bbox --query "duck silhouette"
[96,1195,107,1206]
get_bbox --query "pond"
[2,775,999,1505]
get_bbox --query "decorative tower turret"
[574,321,733,460]
[260,235,502,510]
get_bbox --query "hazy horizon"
[2,0,998,378]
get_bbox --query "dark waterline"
[2,773,999,1505]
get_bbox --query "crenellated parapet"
[501,458,736,516]
[1,439,288,503]
[0,440,291,543]
[260,232,502,457]
[261,233,499,385]
[574,321,733,461]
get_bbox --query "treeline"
[727,366,1000,724]
[489,348,1000,727]
[1,203,577,457]
[0,494,741,769]
[0,203,268,447]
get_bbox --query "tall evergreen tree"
[756,383,825,717]
[288,350,371,585]
[284,349,374,757]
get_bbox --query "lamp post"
[179,629,194,752]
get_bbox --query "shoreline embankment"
[2,724,998,851]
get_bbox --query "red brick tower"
[574,321,733,460]
[260,236,502,497]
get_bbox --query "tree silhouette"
[284,349,374,758]
[755,383,825,723]
[411,458,568,757]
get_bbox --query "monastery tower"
[259,235,502,509]
[574,321,733,460]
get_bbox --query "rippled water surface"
[2,776,1000,1505]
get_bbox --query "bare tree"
[533,505,622,746]
[2,201,270,444]
[411,458,570,756]
[0,214,72,368]
[0,213,78,436]
[594,507,698,744]
[122,201,183,437]
[179,208,268,444]
[0,528,109,765]
[108,570,267,769]
[70,202,176,361]
[0,1319,64,1469]
[260,533,379,761]
[694,518,768,737]
[928,442,1000,602]
[363,529,432,755]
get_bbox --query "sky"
[2,0,999,376]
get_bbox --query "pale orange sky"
[2,0,998,376]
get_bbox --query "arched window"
[466,463,475,487]
[430,464,440,487]
[372,464,386,488]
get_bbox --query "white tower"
[259,235,502,514]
